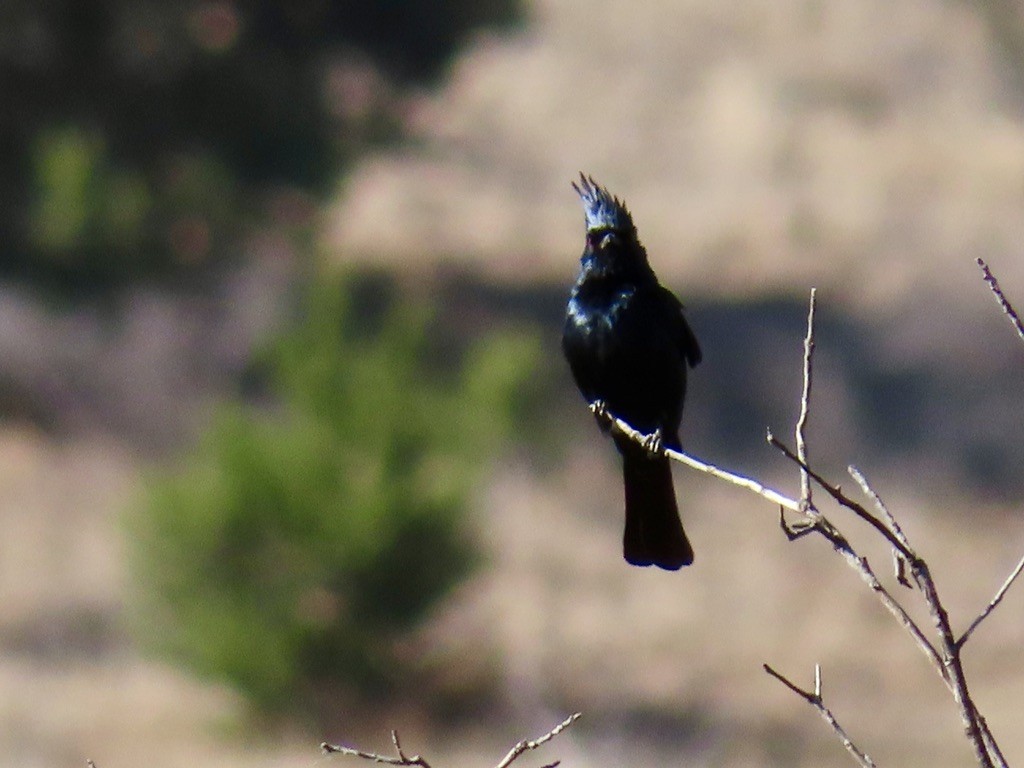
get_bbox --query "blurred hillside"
[327,0,1024,311]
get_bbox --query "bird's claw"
[589,399,614,433]
[641,428,664,457]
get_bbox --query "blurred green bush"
[2,1,523,293]
[128,273,540,718]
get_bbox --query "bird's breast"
[565,284,638,368]
[568,284,634,331]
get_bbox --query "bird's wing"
[658,285,702,368]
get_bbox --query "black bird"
[562,174,702,570]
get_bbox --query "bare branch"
[769,432,996,764]
[913,561,996,766]
[847,467,909,549]
[767,431,916,562]
[767,302,1002,765]
[848,557,944,675]
[493,713,581,768]
[590,403,804,513]
[763,663,876,768]
[796,288,817,508]
[977,258,1024,343]
[594,270,1018,766]
[322,730,432,768]
[322,715,581,768]
[848,467,913,589]
[958,552,1024,649]
[601,405,948,679]
[976,710,1011,768]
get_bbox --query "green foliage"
[128,274,540,717]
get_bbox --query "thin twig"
[796,288,817,508]
[958,552,1024,649]
[321,714,582,768]
[605,404,948,681]
[763,663,876,768]
[847,467,909,548]
[591,404,803,513]
[966,258,1021,766]
[604,402,951,675]
[830,541,943,676]
[770,431,997,764]
[848,467,913,589]
[493,713,581,768]
[977,258,1024,343]
[322,730,432,768]
[767,432,916,562]
[597,290,1012,766]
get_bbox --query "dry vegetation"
[328,0,1024,308]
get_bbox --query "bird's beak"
[598,231,619,249]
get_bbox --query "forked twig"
[958,553,1024,649]
[767,432,994,760]
[766,432,916,562]
[596,280,1015,767]
[321,714,582,768]
[848,466,913,589]
[763,664,875,768]
[598,406,949,688]
[322,730,432,768]
[766,378,995,767]
[493,713,581,768]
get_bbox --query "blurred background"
[2,1,1024,766]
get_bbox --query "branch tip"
[977,257,1024,343]
[764,663,876,767]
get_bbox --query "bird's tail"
[621,448,694,570]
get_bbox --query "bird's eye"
[587,230,618,249]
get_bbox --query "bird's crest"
[573,173,634,233]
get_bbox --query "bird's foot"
[589,399,612,429]
[641,427,664,457]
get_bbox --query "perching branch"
[321,714,581,768]
[768,422,998,767]
[590,402,803,514]
[763,664,876,768]
[597,273,1022,766]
